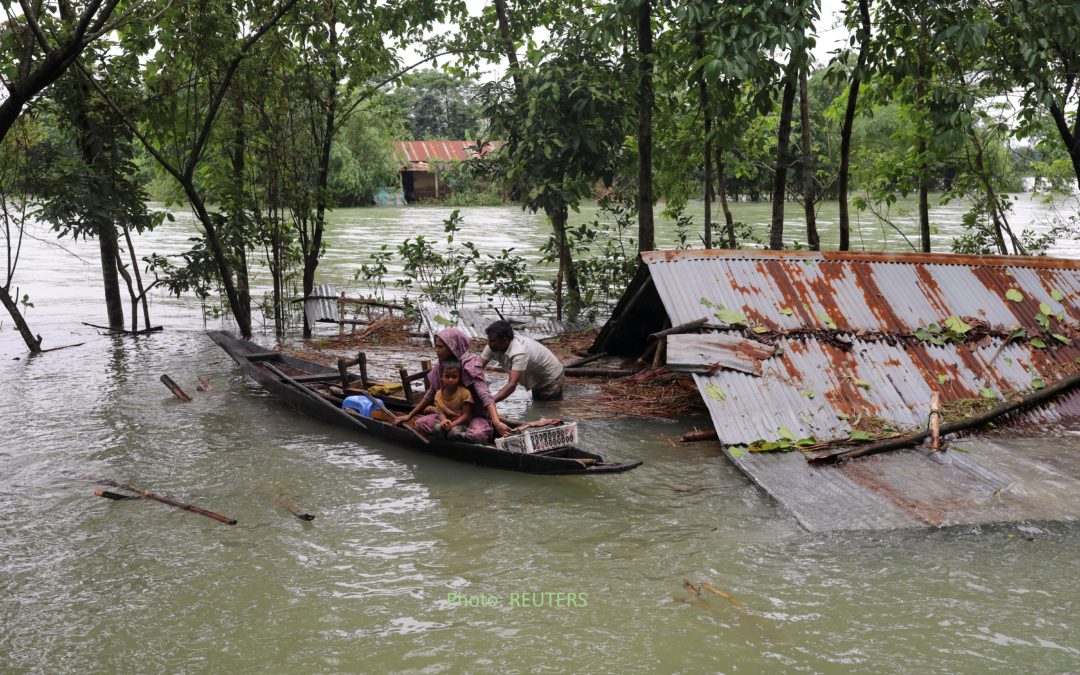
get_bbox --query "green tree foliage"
[482,29,634,320]
[385,70,486,140]
[0,120,44,352]
[985,0,1080,191]
[331,99,404,206]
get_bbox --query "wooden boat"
[210,332,642,475]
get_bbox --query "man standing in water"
[480,320,565,401]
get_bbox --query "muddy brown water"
[2,198,1079,671]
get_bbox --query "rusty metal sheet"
[394,141,501,168]
[666,333,772,375]
[726,433,1080,532]
[618,249,1080,530]
[637,250,1080,446]
[420,302,565,345]
[642,249,1080,336]
[693,335,1080,446]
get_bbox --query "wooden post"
[930,391,941,452]
[338,291,346,337]
[338,358,351,392]
[358,352,369,387]
[421,360,432,393]
[400,367,414,402]
[160,374,193,402]
[652,336,666,368]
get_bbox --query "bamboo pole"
[564,351,608,369]
[930,391,941,452]
[810,369,1080,465]
[649,317,709,340]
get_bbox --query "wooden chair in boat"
[399,360,432,404]
[337,352,372,394]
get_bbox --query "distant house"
[394,140,499,202]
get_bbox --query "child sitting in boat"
[418,360,475,440]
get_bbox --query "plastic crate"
[495,422,578,453]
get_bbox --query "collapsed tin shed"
[594,249,1080,531]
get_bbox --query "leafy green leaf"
[1005,288,1024,302]
[937,373,949,384]
[849,430,874,441]
[1031,338,1047,348]
[752,325,769,334]
[778,426,796,442]
[749,440,791,453]
[1052,333,1072,344]
[705,384,727,401]
[795,437,817,447]
[914,327,932,341]
[1040,302,1054,316]
[727,446,746,458]
[980,387,997,399]
[943,315,972,335]
[853,378,872,390]
[817,311,837,329]
[801,390,815,399]
[714,307,749,326]
[779,307,793,316]
[1031,378,1046,390]
[1052,289,1064,302]
[1035,313,1050,330]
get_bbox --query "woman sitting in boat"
[396,328,511,442]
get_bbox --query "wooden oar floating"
[89,477,237,525]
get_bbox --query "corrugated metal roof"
[394,141,501,171]
[419,302,565,344]
[639,249,1080,445]
[602,249,1080,531]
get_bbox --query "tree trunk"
[696,27,712,249]
[839,0,870,252]
[770,67,799,250]
[69,65,126,330]
[550,206,580,319]
[493,0,523,95]
[716,147,736,248]
[916,33,931,253]
[98,225,125,329]
[113,251,139,331]
[228,95,253,334]
[918,172,931,252]
[187,190,253,337]
[636,0,655,252]
[799,65,819,251]
[0,285,41,353]
[1046,100,1080,194]
[121,223,152,329]
[305,13,338,339]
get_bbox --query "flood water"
[3,196,1080,672]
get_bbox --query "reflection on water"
[2,197,1079,671]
